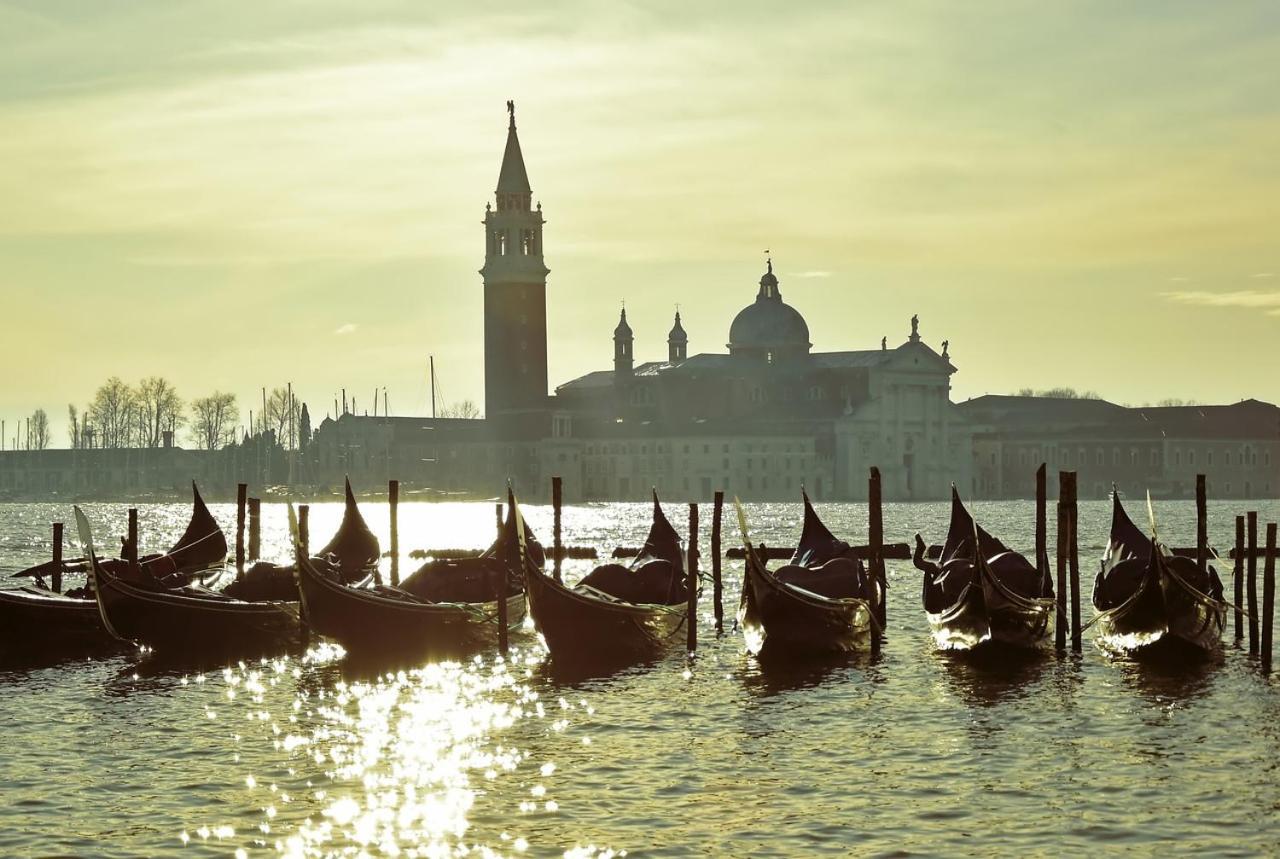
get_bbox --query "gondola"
[524,491,689,663]
[737,493,879,659]
[293,492,529,656]
[1091,492,1226,655]
[77,506,300,653]
[0,483,229,653]
[913,487,1055,651]
[221,478,379,602]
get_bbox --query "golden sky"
[1,1,1277,443]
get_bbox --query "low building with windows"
[962,396,1280,500]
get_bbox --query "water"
[2,498,1278,857]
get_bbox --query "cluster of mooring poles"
[31,467,1278,673]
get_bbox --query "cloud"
[796,271,832,279]
[334,323,357,335]
[1251,272,1274,279]
[1163,289,1280,316]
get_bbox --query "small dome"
[668,311,687,343]
[728,262,810,358]
[614,308,633,338]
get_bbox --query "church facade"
[553,264,972,500]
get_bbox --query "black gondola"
[221,478,379,602]
[524,491,689,663]
[1,483,229,653]
[913,488,1055,651]
[737,493,879,659]
[294,494,529,656]
[1091,492,1226,655]
[77,506,300,653]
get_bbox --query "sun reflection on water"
[182,643,619,857]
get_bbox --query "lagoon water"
[1,498,1278,857]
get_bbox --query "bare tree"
[1013,387,1101,400]
[137,376,185,447]
[264,386,301,449]
[67,404,81,449]
[440,399,481,419]
[28,409,51,450]
[89,377,137,448]
[189,392,239,450]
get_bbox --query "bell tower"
[481,101,549,417]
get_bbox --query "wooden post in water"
[51,522,63,594]
[1248,511,1259,654]
[1262,523,1276,674]
[1056,473,1069,651]
[248,498,261,561]
[235,483,247,580]
[126,508,139,568]
[1195,475,1208,574]
[711,490,725,633]
[869,467,886,632]
[388,480,400,587]
[495,561,510,658]
[1064,472,1082,651]
[494,500,509,656]
[1035,464,1047,580]
[552,476,563,583]
[687,502,699,652]
[1235,515,1245,641]
[298,504,310,557]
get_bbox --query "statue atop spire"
[910,314,920,343]
[507,99,515,128]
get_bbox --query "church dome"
[728,261,810,359]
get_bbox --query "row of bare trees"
[57,377,241,451]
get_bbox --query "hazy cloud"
[1163,290,1280,316]
[796,271,832,279]
[334,323,357,335]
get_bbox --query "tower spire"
[497,99,531,196]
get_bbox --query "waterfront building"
[963,395,1280,500]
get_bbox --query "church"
[309,103,973,502]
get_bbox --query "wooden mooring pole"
[1195,474,1207,574]
[51,522,63,594]
[235,483,247,580]
[1235,515,1245,641]
[1262,523,1276,675]
[388,480,400,587]
[298,504,310,557]
[687,503,699,652]
[1035,464,1047,581]
[1062,472,1081,651]
[869,467,884,655]
[247,498,261,561]
[711,490,725,634]
[552,476,563,583]
[495,502,509,658]
[126,508,139,568]
[1056,473,1069,651]
[1248,511,1259,654]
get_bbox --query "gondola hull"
[296,557,524,656]
[1095,567,1225,655]
[0,587,112,651]
[738,558,874,659]
[523,565,687,662]
[94,574,301,652]
[927,572,1054,651]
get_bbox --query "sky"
[1,0,1277,446]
